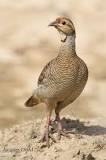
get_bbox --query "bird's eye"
[62,21,66,25]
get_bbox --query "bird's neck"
[59,33,76,56]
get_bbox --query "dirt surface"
[0,116,106,160]
[0,0,106,128]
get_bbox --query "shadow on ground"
[50,118,106,136]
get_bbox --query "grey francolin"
[25,17,88,147]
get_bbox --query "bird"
[25,16,88,147]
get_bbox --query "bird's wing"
[37,58,67,100]
[38,59,55,85]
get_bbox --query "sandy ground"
[0,116,106,160]
[0,0,106,128]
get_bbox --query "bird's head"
[49,17,75,42]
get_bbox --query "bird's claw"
[57,129,71,140]
[40,130,56,148]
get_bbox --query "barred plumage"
[25,16,88,147]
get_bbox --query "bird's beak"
[48,21,57,27]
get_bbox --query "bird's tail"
[25,95,39,107]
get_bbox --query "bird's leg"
[55,111,70,140]
[40,104,56,147]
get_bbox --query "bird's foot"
[57,128,70,140]
[40,129,56,148]
[57,121,71,140]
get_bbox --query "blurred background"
[0,0,106,128]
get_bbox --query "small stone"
[81,153,86,160]
[31,131,37,139]
[13,154,16,157]
[86,154,95,160]
[40,144,47,149]
[77,150,80,155]
[72,149,80,158]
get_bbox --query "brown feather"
[25,96,39,107]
